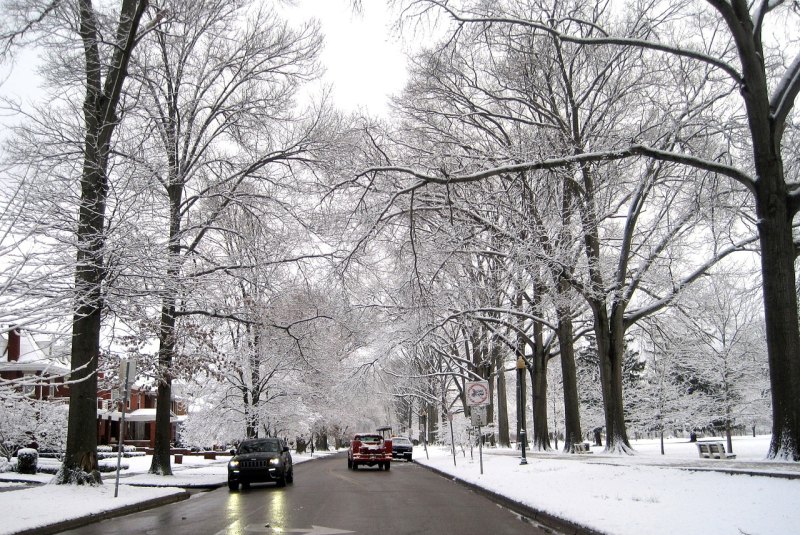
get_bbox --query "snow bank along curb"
[10,489,190,535]
[414,458,603,535]
[676,465,800,480]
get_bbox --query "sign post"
[447,411,456,467]
[470,405,488,474]
[114,358,136,498]
[466,381,490,474]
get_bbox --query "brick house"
[96,386,187,448]
[1,328,186,448]
[0,328,70,400]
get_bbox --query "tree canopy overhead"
[0,0,795,468]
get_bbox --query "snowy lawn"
[416,435,800,535]
[0,451,331,535]
[0,484,187,535]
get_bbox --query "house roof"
[97,407,185,423]
[0,329,70,376]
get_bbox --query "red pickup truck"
[347,433,392,471]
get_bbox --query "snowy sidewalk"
[469,444,800,479]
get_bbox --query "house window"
[23,374,34,397]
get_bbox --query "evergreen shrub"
[16,448,38,474]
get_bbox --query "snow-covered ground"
[416,435,800,535]
[0,436,798,535]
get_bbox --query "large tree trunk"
[578,156,633,454]
[495,348,510,447]
[427,403,438,443]
[557,175,583,452]
[58,0,149,485]
[247,327,261,439]
[757,184,800,460]
[61,108,107,484]
[592,304,633,453]
[556,296,583,453]
[719,2,800,461]
[150,179,183,475]
[150,299,175,475]
[530,318,550,450]
[247,388,260,439]
[244,390,256,439]
[61,265,103,484]
[315,430,329,451]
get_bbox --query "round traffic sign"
[466,381,490,406]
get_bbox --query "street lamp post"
[517,356,528,465]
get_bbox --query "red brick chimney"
[7,329,20,362]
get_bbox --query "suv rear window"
[239,439,281,453]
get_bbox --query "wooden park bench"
[696,441,736,459]
[573,442,593,454]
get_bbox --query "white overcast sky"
[0,1,411,117]
[283,0,409,115]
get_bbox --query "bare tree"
[647,274,770,452]
[393,0,800,460]
[117,0,325,474]
[61,0,153,485]
[1,0,155,483]
[0,386,68,460]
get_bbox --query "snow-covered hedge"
[34,459,130,475]
[98,459,129,472]
[36,463,60,475]
[16,448,38,474]
[97,445,142,458]
[0,457,11,473]
[97,451,145,459]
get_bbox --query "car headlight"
[228,460,239,469]
[269,458,280,466]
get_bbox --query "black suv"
[391,436,413,461]
[228,438,293,490]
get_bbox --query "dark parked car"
[391,436,413,461]
[227,438,293,490]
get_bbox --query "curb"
[11,490,190,535]
[414,459,604,535]
[675,466,800,480]
[126,481,226,489]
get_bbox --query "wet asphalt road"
[57,453,557,535]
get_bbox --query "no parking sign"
[466,380,490,406]
[466,380,490,475]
